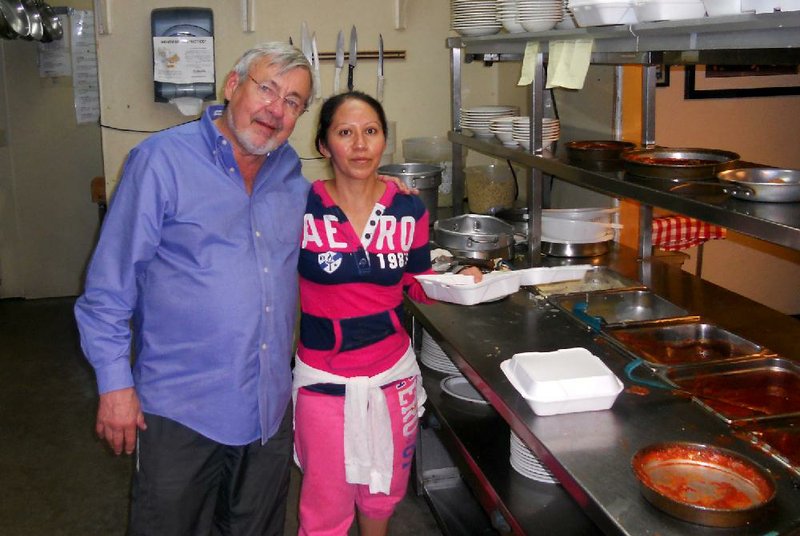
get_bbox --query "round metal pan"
[717,168,800,203]
[566,140,636,161]
[632,442,776,527]
[622,147,740,180]
[565,140,637,171]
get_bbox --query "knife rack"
[317,50,406,61]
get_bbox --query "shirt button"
[365,233,371,238]
[375,210,382,215]
[229,167,235,173]
[359,259,367,267]
[261,343,267,350]
[369,220,375,225]
[255,231,261,237]
[222,140,228,145]
[265,306,271,313]
[263,267,269,273]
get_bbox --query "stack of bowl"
[512,116,560,151]
[461,105,520,139]
[515,0,565,31]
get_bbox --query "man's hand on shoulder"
[378,174,419,195]
[96,387,147,455]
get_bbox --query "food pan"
[717,167,800,203]
[631,442,776,527]
[741,416,800,477]
[664,357,800,423]
[622,147,740,180]
[607,322,767,367]
[565,140,636,171]
[553,290,692,329]
[533,267,641,297]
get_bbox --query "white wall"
[96,1,499,192]
[0,0,104,298]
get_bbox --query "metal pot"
[434,214,514,260]
[37,2,62,42]
[0,0,29,38]
[19,0,41,40]
[378,163,442,220]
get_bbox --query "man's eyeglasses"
[248,75,307,117]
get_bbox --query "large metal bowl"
[622,147,740,180]
[717,168,800,203]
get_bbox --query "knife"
[334,30,344,94]
[300,21,312,65]
[377,34,385,102]
[347,25,357,91]
[311,33,322,100]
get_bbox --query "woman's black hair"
[314,91,388,154]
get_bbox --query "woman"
[293,91,479,536]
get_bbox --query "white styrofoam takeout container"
[500,347,624,416]
[415,271,521,306]
[634,0,706,21]
[569,0,638,26]
[515,264,593,286]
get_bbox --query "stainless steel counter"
[407,246,800,535]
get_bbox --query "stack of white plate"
[421,330,460,374]
[452,0,502,36]
[489,116,517,147]
[496,0,526,33]
[461,105,520,139]
[555,0,579,27]
[511,116,560,150]
[515,0,564,32]
[509,430,559,484]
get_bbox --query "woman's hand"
[458,266,483,283]
[378,174,419,195]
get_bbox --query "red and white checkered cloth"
[652,215,726,251]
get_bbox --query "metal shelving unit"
[447,12,800,260]
[433,12,800,535]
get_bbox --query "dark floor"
[0,297,441,536]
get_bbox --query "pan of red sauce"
[631,442,776,527]
[622,147,740,180]
[664,357,800,422]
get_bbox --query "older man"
[75,42,313,535]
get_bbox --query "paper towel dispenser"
[151,8,215,114]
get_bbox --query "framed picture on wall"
[656,64,670,87]
[684,64,800,99]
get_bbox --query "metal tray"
[533,267,641,297]
[632,442,776,528]
[553,289,692,328]
[606,322,768,368]
[664,357,800,423]
[740,416,800,477]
